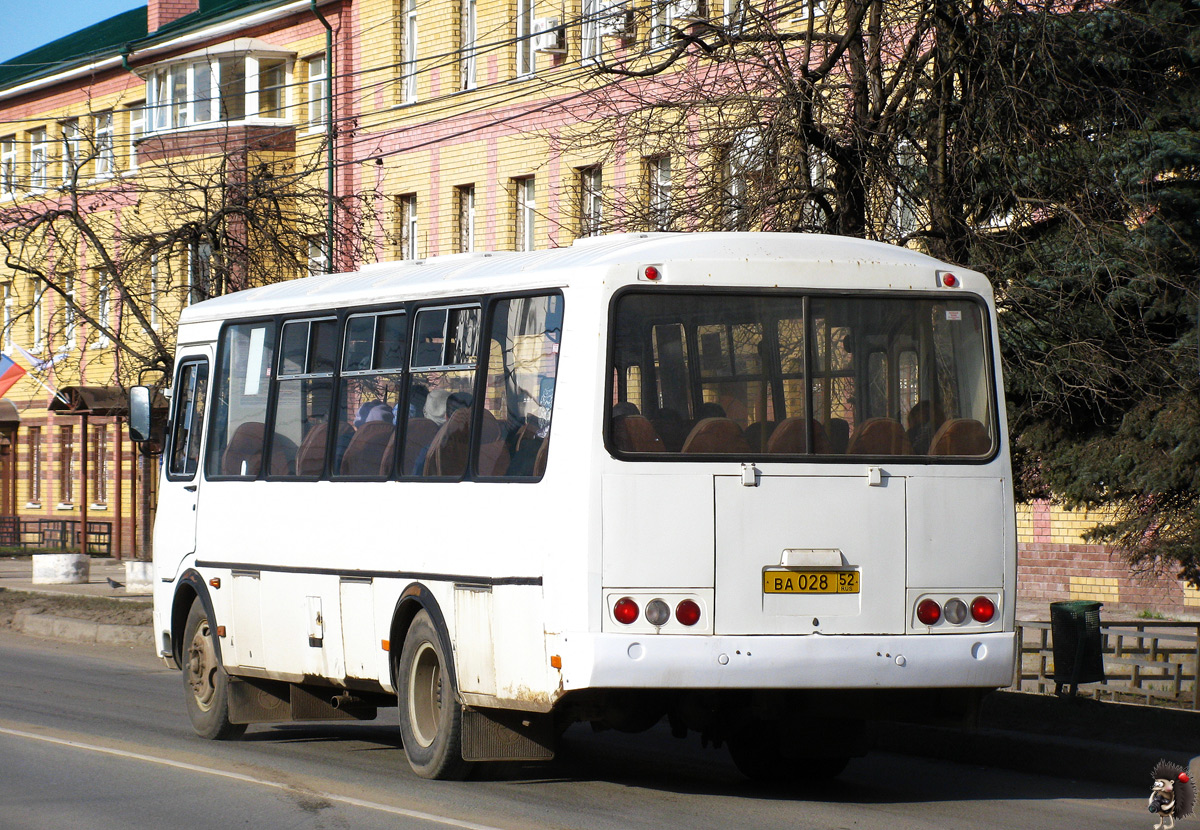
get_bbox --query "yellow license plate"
[762,570,860,594]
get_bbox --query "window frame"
[203,292,563,484]
[603,286,1001,464]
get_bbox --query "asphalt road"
[0,630,1151,830]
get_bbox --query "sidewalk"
[0,554,152,601]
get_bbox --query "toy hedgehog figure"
[1149,760,1196,830]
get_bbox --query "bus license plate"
[762,570,860,594]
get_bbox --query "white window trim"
[29,128,48,193]
[306,53,327,133]
[0,136,15,196]
[461,0,477,90]
[94,112,115,180]
[146,51,294,136]
[402,0,419,104]
[516,0,536,77]
[127,103,146,174]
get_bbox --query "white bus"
[130,232,1016,781]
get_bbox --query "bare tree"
[0,114,373,389]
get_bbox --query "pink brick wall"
[1018,539,1199,619]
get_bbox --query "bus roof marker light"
[939,271,960,288]
[642,265,662,282]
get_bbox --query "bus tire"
[397,609,469,780]
[182,598,246,741]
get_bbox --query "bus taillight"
[971,596,996,623]
[613,597,639,625]
[916,598,941,626]
[675,599,701,626]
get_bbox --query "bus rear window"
[608,291,996,459]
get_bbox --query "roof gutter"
[1,0,330,102]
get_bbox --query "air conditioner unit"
[532,17,566,53]
[672,0,708,24]
[596,2,635,37]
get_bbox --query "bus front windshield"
[608,291,997,459]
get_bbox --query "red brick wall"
[1018,500,1200,619]
[149,0,200,32]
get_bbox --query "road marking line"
[0,725,506,830]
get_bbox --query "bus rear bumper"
[556,631,1016,691]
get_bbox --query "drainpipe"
[311,0,335,272]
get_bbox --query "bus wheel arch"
[171,570,219,669]
[389,585,469,779]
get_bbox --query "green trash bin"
[1049,600,1105,696]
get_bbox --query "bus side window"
[206,321,276,478]
[403,305,480,478]
[335,311,405,478]
[168,359,209,480]
[271,318,338,478]
[477,294,562,478]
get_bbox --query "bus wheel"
[397,609,469,780]
[182,598,246,741]
[727,721,851,783]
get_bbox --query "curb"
[12,608,153,648]
[877,721,1179,788]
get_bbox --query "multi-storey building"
[1,0,766,557]
[3,0,1180,616]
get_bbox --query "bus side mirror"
[129,386,152,442]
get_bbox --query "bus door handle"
[184,484,198,492]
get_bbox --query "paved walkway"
[0,555,151,601]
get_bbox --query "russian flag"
[0,354,26,399]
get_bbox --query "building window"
[91,425,108,506]
[29,128,48,191]
[516,0,536,76]
[94,280,111,348]
[149,252,159,329]
[402,0,419,103]
[26,426,41,506]
[58,425,74,506]
[187,241,213,305]
[257,59,286,117]
[306,53,327,130]
[646,154,671,230]
[2,283,11,350]
[456,185,476,253]
[514,176,536,251]
[94,112,114,179]
[60,119,80,187]
[398,194,419,259]
[128,103,145,172]
[581,0,603,60]
[578,165,602,238]
[32,288,43,350]
[63,272,77,351]
[146,52,292,133]
[307,236,328,276]
[461,0,477,90]
[0,135,15,196]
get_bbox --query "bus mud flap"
[461,707,555,762]
[227,677,291,724]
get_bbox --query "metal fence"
[0,516,112,556]
[1012,620,1200,710]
